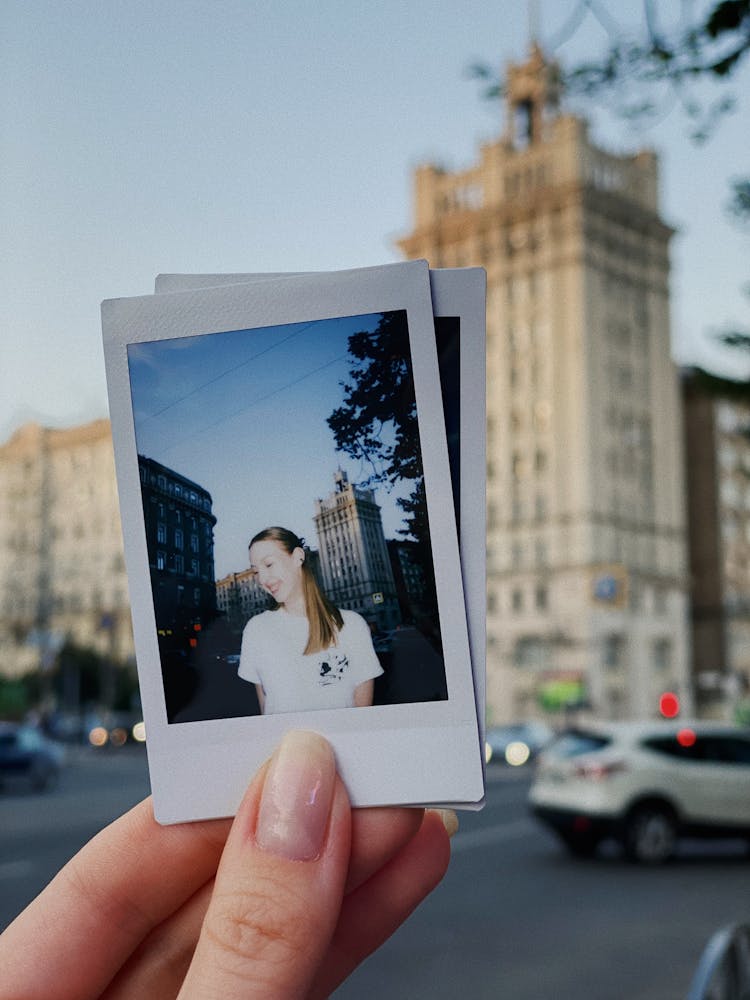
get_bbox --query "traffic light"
[659,692,680,718]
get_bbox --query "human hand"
[1,730,455,999]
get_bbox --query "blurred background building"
[0,420,133,682]
[399,44,690,723]
[682,371,750,720]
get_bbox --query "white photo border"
[104,260,484,823]
[156,266,488,808]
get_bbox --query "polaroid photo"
[103,260,484,823]
[155,267,488,805]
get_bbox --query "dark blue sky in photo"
[128,311,413,579]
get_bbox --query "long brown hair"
[249,526,343,655]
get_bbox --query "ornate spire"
[505,42,561,148]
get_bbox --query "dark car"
[0,722,64,792]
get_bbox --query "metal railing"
[687,923,750,1000]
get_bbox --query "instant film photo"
[155,266,488,805]
[103,260,484,823]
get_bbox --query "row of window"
[506,634,672,671]
[155,552,205,578]
[156,523,204,553]
[487,579,674,617]
[141,468,212,513]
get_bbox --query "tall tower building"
[398,45,690,722]
[313,469,399,632]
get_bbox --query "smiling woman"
[239,527,383,715]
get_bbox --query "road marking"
[0,859,35,881]
[451,818,536,853]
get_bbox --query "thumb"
[178,731,351,1000]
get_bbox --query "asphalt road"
[2,751,749,998]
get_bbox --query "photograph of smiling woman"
[239,526,383,715]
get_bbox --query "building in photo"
[138,455,217,640]
[217,546,329,635]
[313,469,400,633]
[398,44,691,722]
[0,420,133,679]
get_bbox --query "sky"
[127,311,412,578]
[2,0,749,445]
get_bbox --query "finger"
[178,730,352,1000]
[0,798,231,1000]
[309,809,452,1000]
[101,880,214,1000]
[102,804,427,999]
[347,806,424,893]
[101,805,427,997]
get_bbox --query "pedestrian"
[239,526,383,714]
[0,729,457,998]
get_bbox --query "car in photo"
[485,721,554,766]
[529,720,750,863]
[0,722,65,792]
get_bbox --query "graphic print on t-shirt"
[317,652,349,686]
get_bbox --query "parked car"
[485,721,554,766]
[529,721,750,863]
[0,722,65,792]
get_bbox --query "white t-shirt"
[238,607,383,714]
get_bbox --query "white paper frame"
[156,267,488,806]
[104,260,484,822]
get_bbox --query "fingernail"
[432,808,459,838]
[255,731,335,861]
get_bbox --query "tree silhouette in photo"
[327,311,439,625]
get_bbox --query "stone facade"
[683,372,750,716]
[0,419,133,678]
[397,45,691,722]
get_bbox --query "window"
[175,529,184,550]
[551,731,612,758]
[653,588,667,615]
[157,551,166,571]
[535,584,548,610]
[652,638,671,671]
[157,522,167,544]
[603,634,625,670]
[512,588,524,612]
[513,636,545,668]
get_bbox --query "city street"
[2,752,749,998]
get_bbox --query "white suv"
[529,721,750,863]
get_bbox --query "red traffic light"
[659,692,680,718]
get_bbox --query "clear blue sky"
[128,311,411,578]
[2,1,748,443]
